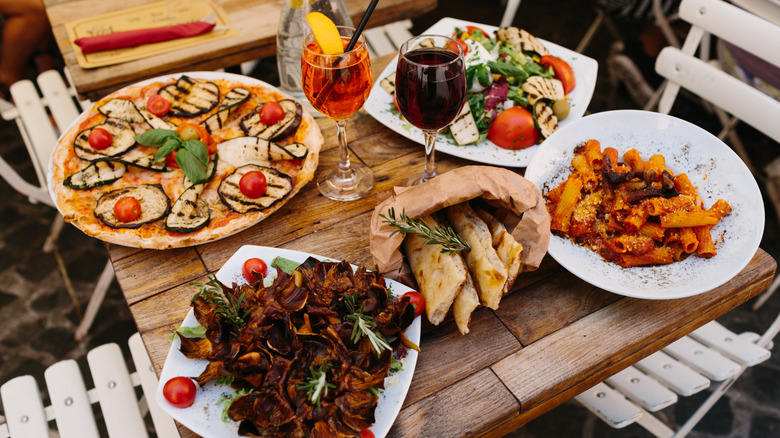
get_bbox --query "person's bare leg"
[0,0,51,88]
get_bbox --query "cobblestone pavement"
[1,1,778,437]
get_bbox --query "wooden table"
[43,0,437,101]
[106,55,777,437]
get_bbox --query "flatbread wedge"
[402,214,468,325]
[474,205,524,295]
[445,203,508,309]
[452,271,480,335]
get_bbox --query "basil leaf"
[183,139,209,166]
[487,61,528,81]
[154,137,182,163]
[271,256,301,275]
[135,129,178,146]
[476,65,491,87]
[176,147,208,184]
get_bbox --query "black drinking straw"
[313,0,379,108]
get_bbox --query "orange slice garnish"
[306,12,344,55]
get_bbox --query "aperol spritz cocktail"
[302,26,374,201]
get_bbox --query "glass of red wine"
[395,35,466,185]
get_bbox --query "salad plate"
[524,110,764,299]
[364,17,598,168]
[156,245,421,437]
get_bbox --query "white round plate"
[156,245,421,437]
[524,110,764,299]
[363,17,599,168]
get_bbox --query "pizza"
[49,72,323,249]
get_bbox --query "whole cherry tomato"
[242,258,268,283]
[166,149,180,168]
[259,102,285,125]
[540,55,576,95]
[239,170,267,198]
[360,430,376,438]
[176,123,217,154]
[114,196,142,222]
[488,106,540,150]
[162,376,197,408]
[403,291,425,318]
[88,128,113,150]
[147,94,171,117]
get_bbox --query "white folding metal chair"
[0,333,178,438]
[0,69,114,340]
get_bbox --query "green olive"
[179,126,200,141]
[552,99,570,121]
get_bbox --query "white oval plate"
[524,110,764,299]
[156,245,421,437]
[363,17,599,168]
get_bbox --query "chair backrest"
[0,333,178,438]
[0,70,86,206]
[655,0,780,143]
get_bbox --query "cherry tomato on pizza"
[88,128,112,150]
[488,106,540,150]
[402,291,425,318]
[259,102,285,125]
[147,94,170,117]
[113,196,142,222]
[162,376,197,408]
[176,123,217,154]
[239,170,267,198]
[540,55,576,95]
[242,257,268,283]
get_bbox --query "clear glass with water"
[276,0,351,106]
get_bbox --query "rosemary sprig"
[190,276,250,329]
[379,207,470,254]
[344,293,391,356]
[297,360,336,411]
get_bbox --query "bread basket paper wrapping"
[369,165,551,287]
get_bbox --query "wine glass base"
[402,172,433,186]
[317,163,375,201]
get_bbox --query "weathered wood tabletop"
[105,54,777,437]
[42,0,437,101]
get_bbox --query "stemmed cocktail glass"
[302,26,374,201]
[395,35,466,185]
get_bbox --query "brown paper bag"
[369,165,550,288]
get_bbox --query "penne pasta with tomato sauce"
[543,140,731,268]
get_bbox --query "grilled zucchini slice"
[201,87,251,133]
[93,184,170,229]
[532,99,559,139]
[112,147,169,171]
[158,76,219,117]
[218,165,292,213]
[165,184,210,233]
[97,99,146,124]
[63,161,126,189]
[73,119,137,161]
[218,137,308,166]
[239,99,302,141]
[522,76,565,105]
[138,109,176,130]
[380,73,396,94]
[496,27,549,56]
[449,101,480,146]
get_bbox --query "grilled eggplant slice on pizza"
[158,76,219,117]
[166,184,210,233]
[218,137,308,166]
[239,99,302,141]
[201,87,251,133]
[73,119,137,161]
[218,164,292,213]
[98,99,146,124]
[63,161,127,190]
[93,184,171,229]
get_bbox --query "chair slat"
[364,27,397,58]
[575,382,643,428]
[0,376,50,438]
[635,350,710,396]
[8,80,59,188]
[128,333,179,438]
[690,321,771,367]
[384,19,414,49]
[37,70,81,134]
[606,366,678,412]
[663,335,741,381]
[87,344,149,438]
[44,360,100,438]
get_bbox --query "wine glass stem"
[335,119,353,179]
[422,129,438,182]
